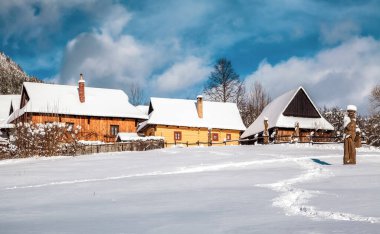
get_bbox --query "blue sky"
[1,0,380,112]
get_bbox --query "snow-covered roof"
[116,132,139,141]
[0,95,20,128]
[116,132,164,141]
[11,97,20,111]
[7,82,147,123]
[138,97,246,131]
[136,105,149,115]
[241,87,334,138]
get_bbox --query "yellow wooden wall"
[144,125,241,146]
[30,114,137,142]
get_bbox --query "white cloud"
[320,21,360,45]
[153,56,211,93]
[53,2,212,97]
[58,32,160,89]
[245,37,380,113]
[100,4,132,37]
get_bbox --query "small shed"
[116,133,140,142]
[241,86,334,143]
[116,132,164,142]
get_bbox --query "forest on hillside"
[0,52,43,95]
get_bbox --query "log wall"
[276,128,333,143]
[30,114,137,142]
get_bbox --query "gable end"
[9,102,14,116]
[20,86,30,109]
[283,89,320,118]
[148,102,154,115]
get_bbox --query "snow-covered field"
[1,144,380,233]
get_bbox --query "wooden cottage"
[137,96,246,146]
[0,95,20,138]
[7,75,147,142]
[241,86,334,143]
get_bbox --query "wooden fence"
[65,140,165,156]
[164,140,238,147]
[165,135,367,147]
[240,135,366,145]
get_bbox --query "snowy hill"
[0,52,43,94]
[0,144,379,233]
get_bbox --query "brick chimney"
[197,95,203,118]
[78,73,85,103]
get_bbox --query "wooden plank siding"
[283,89,320,118]
[142,124,241,147]
[275,128,333,143]
[27,113,137,142]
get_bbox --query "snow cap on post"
[347,105,357,112]
[264,116,268,121]
[78,73,85,103]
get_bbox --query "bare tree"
[204,58,244,103]
[370,84,380,112]
[365,85,380,146]
[128,82,146,106]
[0,122,80,158]
[241,81,271,127]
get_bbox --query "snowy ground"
[1,144,380,234]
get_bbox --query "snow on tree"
[364,85,380,146]
[320,106,345,136]
[0,51,43,95]
[320,101,379,146]
[1,122,81,158]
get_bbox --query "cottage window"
[226,134,231,141]
[110,125,119,136]
[174,131,182,141]
[212,133,219,141]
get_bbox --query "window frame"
[226,133,231,141]
[110,125,119,136]
[174,131,182,141]
[212,133,219,141]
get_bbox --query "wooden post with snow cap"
[294,122,300,143]
[263,117,269,144]
[343,105,357,165]
[354,126,362,148]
